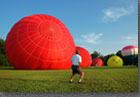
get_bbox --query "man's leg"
[69,74,75,83]
[78,72,84,83]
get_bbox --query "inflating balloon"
[5,14,75,70]
[76,46,92,67]
[107,56,123,66]
[91,58,104,67]
[121,46,138,65]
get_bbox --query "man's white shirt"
[71,54,82,66]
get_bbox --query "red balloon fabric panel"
[5,14,75,70]
[76,46,92,67]
[91,58,104,67]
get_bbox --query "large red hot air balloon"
[91,58,104,67]
[76,46,92,67]
[5,14,75,70]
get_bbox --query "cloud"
[78,33,103,44]
[121,34,138,45]
[102,4,134,23]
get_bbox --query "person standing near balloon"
[69,50,85,83]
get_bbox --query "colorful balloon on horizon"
[5,14,75,70]
[76,46,92,67]
[107,56,123,66]
[91,58,104,67]
[121,45,138,64]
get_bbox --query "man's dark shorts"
[72,65,82,75]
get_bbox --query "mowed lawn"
[0,66,138,92]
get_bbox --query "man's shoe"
[78,81,83,84]
[69,81,73,83]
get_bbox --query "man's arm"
[78,56,82,68]
[78,62,81,69]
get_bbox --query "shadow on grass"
[0,78,49,82]
[0,67,15,70]
[0,66,138,70]
[83,66,138,70]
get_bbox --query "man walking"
[69,50,85,83]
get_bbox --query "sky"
[0,0,138,55]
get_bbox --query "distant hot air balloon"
[107,56,123,66]
[5,14,75,70]
[76,46,92,67]
[121,46,138,65]
[91,58,104,67]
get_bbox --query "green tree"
[0,38,5,54]
[91,51,102,59]
[116,50,122,57]
[0,38,11,66]
[103,53,115,66]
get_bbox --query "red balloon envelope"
[91,58,104,67]
[5,14,75,70]
[76,46,92,67]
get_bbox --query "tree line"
[0,38,138,66]
[91,50,138,66]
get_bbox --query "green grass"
[0,66,138,92]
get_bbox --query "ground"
[0,66,138,92]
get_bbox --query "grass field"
[0,66,138,92]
